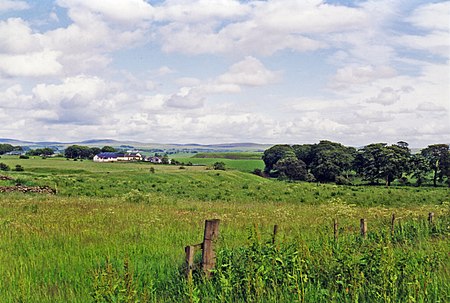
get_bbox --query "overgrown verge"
[91,214,450,303]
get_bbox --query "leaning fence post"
[272,224,279,244]
[202,219,220,277]
[428,212,434,225]
[185,245,195,279]
[391,213,395,235]
[333,219,338,242]
[360,218,367,238]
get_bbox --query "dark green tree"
[274,156,307,181]
[309,141,356,182]
[355,142,410,186]
[410,153,430,186]
[0,144,15,155]
[292,144,314,167]
[101,146,116,152]
[421,144,450,187]
[262,145,294,174]
[27,147,55,156]
[65,145,97,159]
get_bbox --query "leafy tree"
[421,144,450,187]
[274,156,307,181]
[101,146,116,152]
[64,145,97,159]
[309,141,356,182]
[91,147,102,156]
[262,145,294,174]
[161,154,170,164]
[410,154,430,186]
[0,144,15,155]
[355,142,410,186]
[292,144,314,167]
[27,147,55,156]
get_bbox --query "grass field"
[0,155,449,302]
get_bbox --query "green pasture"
[0,155,449,302]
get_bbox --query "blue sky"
[0,0,449,147]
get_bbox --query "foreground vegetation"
[0,156,449,302]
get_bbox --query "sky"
[0,0,449,147]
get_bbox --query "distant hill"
[0,138,272,152]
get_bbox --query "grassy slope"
[0,156,449,302]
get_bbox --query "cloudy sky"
[0,0,449,147]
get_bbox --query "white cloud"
[406,2,450,32]
[0,18,41,54]
[0,0,29,12]
[330,65,397,89]
[218,56,280,86]
[156,0,368,56]
[155,0,249,23]
[366,87,400,105]
[56,0,154,23]
[0,51,62,77]
[33,75,110,103]
[165,87,205,109]
[416,102,447,113]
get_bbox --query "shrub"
[19,155,29,159]
[335,175,351,185]
[14,165,24,172]
[253,168,263,176]
[213,162,226,170]
[0,163,10,171]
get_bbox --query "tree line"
[0,144,23,155]
[64,145,117,159]
[262,141,450,187]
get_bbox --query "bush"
[213,162,226,170]
[0,163,10,171]
[19,155,29,159]
[253,168,263,176]
[335,175,351,185]
[14,165,24,172]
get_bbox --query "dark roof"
[96,152,118,158]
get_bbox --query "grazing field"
[0,156,449,302]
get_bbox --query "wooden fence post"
[428,212,434,224]
[360,218,367,238]
[333,219,338,242]
[272,224,278,244]
[202,219,220,277]
[391,213,395,235]
[185,245,195,279]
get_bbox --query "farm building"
[93,152,142,162]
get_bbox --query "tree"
[262,145,294,174]
[292,144,314,167]
[308,141,356,182]
[410,154,430,186]
[0,144,15,155]
[101,146,116,152]
[421,144,450,187]
[161,154,170,164]
[64,145,97,159]
[27,147,55,156]
[274,156,307,181]
[354,142,410,186]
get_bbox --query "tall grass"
[0,157,449,302]
[1,193,449,302]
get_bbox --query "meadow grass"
[0,156,449,302]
